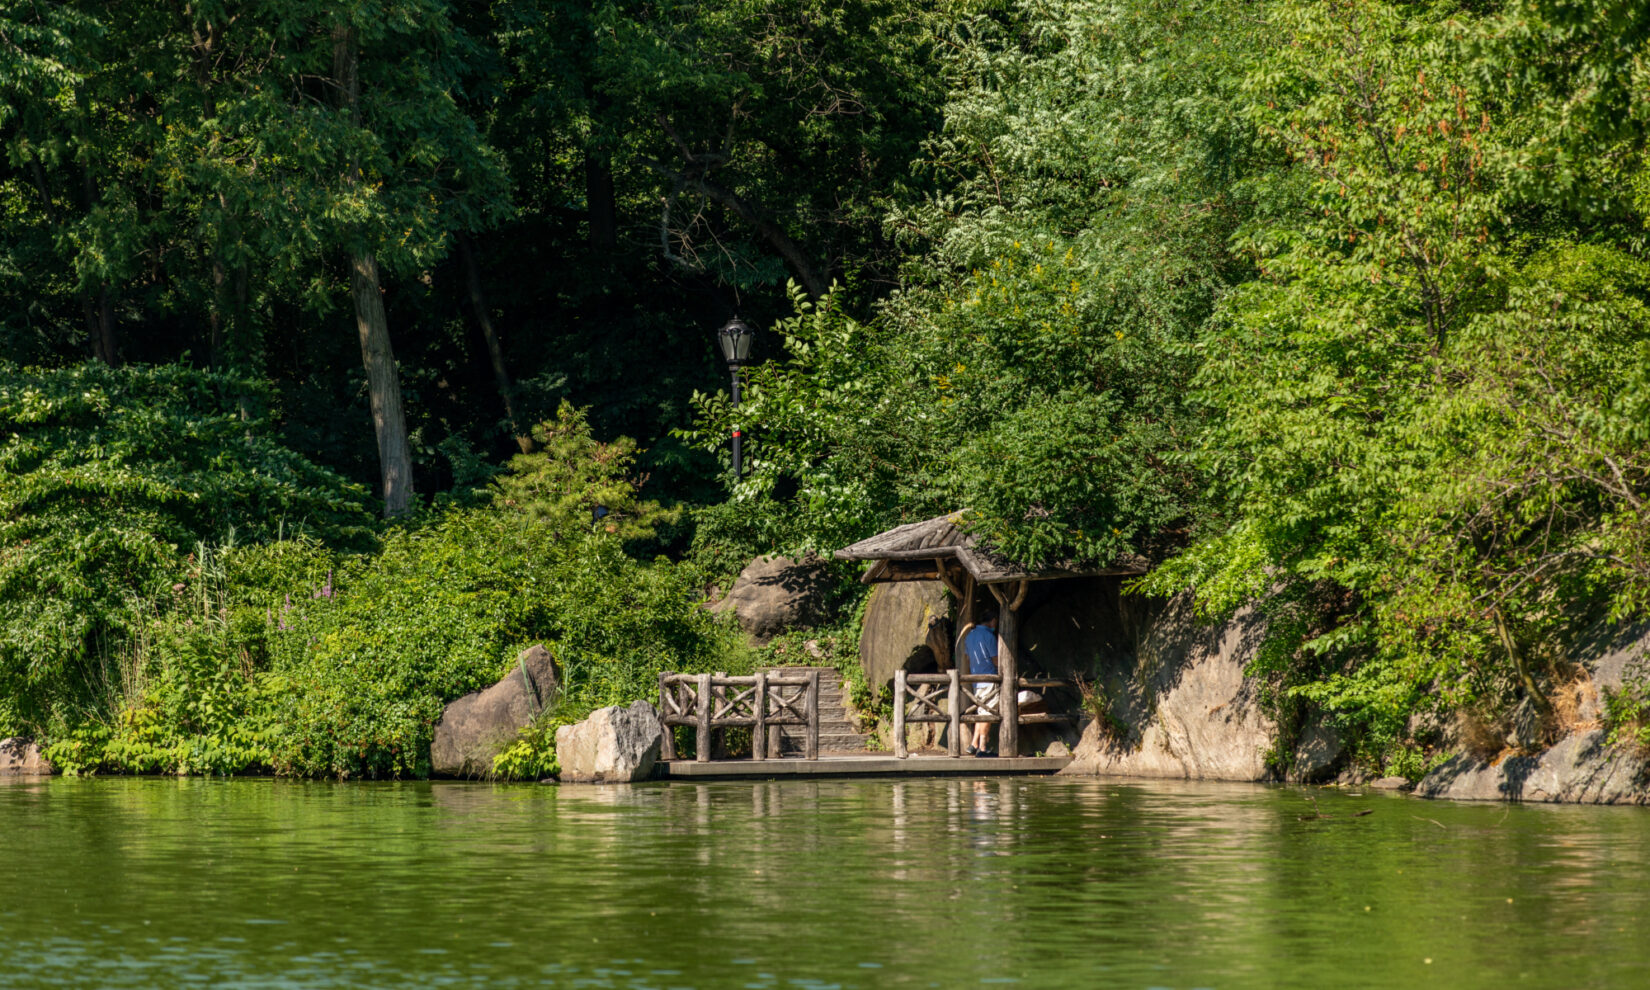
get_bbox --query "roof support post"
[987,580,1027,758]
[934,559,963,671]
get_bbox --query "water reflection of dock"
[659,754,1070,778]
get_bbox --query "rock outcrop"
[1061,594,1274,781]
[1290,718,1347,783]
[430,645,560,778]
[859,580,949,694]
[1415,623,1650,804]
[0,737,52,776]
[555,701,664,783]
[1416,731,1648,804]
[712,556,833,643]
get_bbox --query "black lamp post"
[715,317,756,479]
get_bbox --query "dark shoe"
[966,746,978,757]
[974,749,992,758]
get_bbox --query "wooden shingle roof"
[833,511,1148,585]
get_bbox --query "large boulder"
[555,701,664,783]
[712,556,833,643]
[1061,594,1275,781]
[430,645,560,778]
[0,737,52,776]
[859,580,949,694]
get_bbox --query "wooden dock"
[659,753,1071,779]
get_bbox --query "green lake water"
[3,774,1648,989]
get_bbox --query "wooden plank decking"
[659,753,1070,779]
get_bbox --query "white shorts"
[971,682,998,715]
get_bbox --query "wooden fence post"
[696,672,712,763]
[806,669,820,760]
[767,674,782,758]
[894,669,908,759]
[659,672,676,761]
[947,668,961,758]
[752,670,767,761]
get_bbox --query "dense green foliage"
[5,0,1650,777]
[691,0,1650,771]
[0,362,368,735]
[35,403,741,777]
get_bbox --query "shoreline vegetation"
[4,1,1650,798]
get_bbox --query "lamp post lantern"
[716,317,756,479]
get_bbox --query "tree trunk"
[457,233,532,453]
[334,22,415,516]
[210,258,226,369]
[585,151,617,250]
[349,251,415,516]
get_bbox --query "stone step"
[756,667,874,754]
[770,723,869,741]
[818,732,869,746]
[775,719,859,733]
[775,736,869,755]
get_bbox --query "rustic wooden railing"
[892,670,1076,758]
[658,671,820,762]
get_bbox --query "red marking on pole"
[732,430,742,438]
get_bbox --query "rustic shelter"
[835,511,1147,756]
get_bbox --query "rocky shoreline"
[1051,592,1650,806]
[9,556,1647,803]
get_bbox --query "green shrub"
[0,362,371,733]
[1603,681,1650,753]
[40,402,746,778]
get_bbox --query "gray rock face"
[859,580,949,694]
[1576,621,1650,723]
[0,737,52,776]
[555,701,663,783]
[1505,697,1542,752]
[713,556,833,644]
[430,645,560,778]
[1291,719,1346,783]
[1062,594,1274,781]
[1369,776,1412,791]
[1416,730,1650,804]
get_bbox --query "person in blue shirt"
[962,609,999,756]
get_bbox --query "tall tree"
[331,22,415,516]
